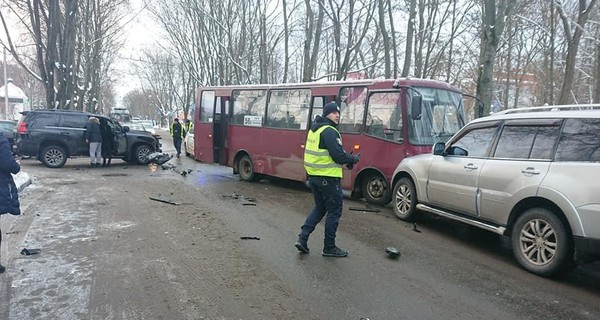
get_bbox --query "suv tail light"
[17,121,27,134]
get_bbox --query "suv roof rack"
[30,108,92,113]
[495,104,600,115]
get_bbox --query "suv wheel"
[392,178,418,221]
[134,144,153,165]
[40,145,67,168]
[511,208,574,277]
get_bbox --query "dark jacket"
[85,119,103,142]
[171,121,184,139]
[310,115,356,166]
[101,124,115,157]
[0,134,21,215]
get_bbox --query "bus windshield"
[407,87,465,145]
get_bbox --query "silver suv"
[390,105,600,277]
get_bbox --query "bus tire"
[238,155,261,182]
[361,172,390,205]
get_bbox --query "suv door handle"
[521,167,540,175]
[464,163,478,170]
[59,131,70,135]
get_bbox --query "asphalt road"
[1,133,599,319]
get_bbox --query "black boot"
[295,237,310,253]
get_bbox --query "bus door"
[212,96,229,165]
[195,90,216,163]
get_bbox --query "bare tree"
[301,0,324,81]
[556,0,598,105]
[475,0,517,117]
[1,0,127,111]
[401,0,417,77]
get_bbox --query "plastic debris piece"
[413,223,421,233]
[240,236,260,240]
[20,248,41,255]
[384,247,400,259]
[349,207,381,213]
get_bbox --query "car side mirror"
[123,126,130,132]
[411,95,422,120]
[433,142,445,155]
[447,146,468,156]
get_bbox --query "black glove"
[350,154,360,164]
[346,162,354,170]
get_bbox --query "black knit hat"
[323,102,340,117]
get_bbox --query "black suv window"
[494,119,562,160]
[555,118,600,161]
[451,122,499,157]
[61,114,88,128]
[29,112,58,127]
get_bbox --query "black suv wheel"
[40,145,67,168]
[134,144,153,165]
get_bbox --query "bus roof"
[196,78,461,96]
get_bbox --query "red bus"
[193,78,466,205]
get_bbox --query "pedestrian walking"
[295,102,360,257]
[0,134,21,273]
[85,117,103,167]
[170,118,184,158]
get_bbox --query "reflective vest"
[184,122,193,135]
[304,125,342,178]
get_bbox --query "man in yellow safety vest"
[295,102,360,257]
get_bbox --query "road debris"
[222,193,258,205]
[149,196,182,206]
[384,247,400,259]
[413,223,421,233]
[240,236,260,240]
[147,152,173,165]
[349,206,381,213]
[20,248,41,255]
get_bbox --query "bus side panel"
[341,134,405,191]
[261,127,307,182]
[227,125,265,172]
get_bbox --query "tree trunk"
[378,0,391,78]
[475,0,516,117]
[401,0,416,77]
[556,0,598,105]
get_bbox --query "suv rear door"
[59,113,89,155]
[427,121,500,215]
[477,119,562,224]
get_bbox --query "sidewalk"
[13,171,31,192]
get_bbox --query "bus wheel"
[238,155,261,182]
[361,172,390,205]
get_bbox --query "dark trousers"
[299,176,343,249]
[173,137,182,155]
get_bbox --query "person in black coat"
[0,134,21,273]
[100,121,115,167]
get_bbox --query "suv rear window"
[494,119,562,160]
[60,114,88,128]
[555,118,600,161]
[27,112,58,127]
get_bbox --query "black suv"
[15,109,161,168]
